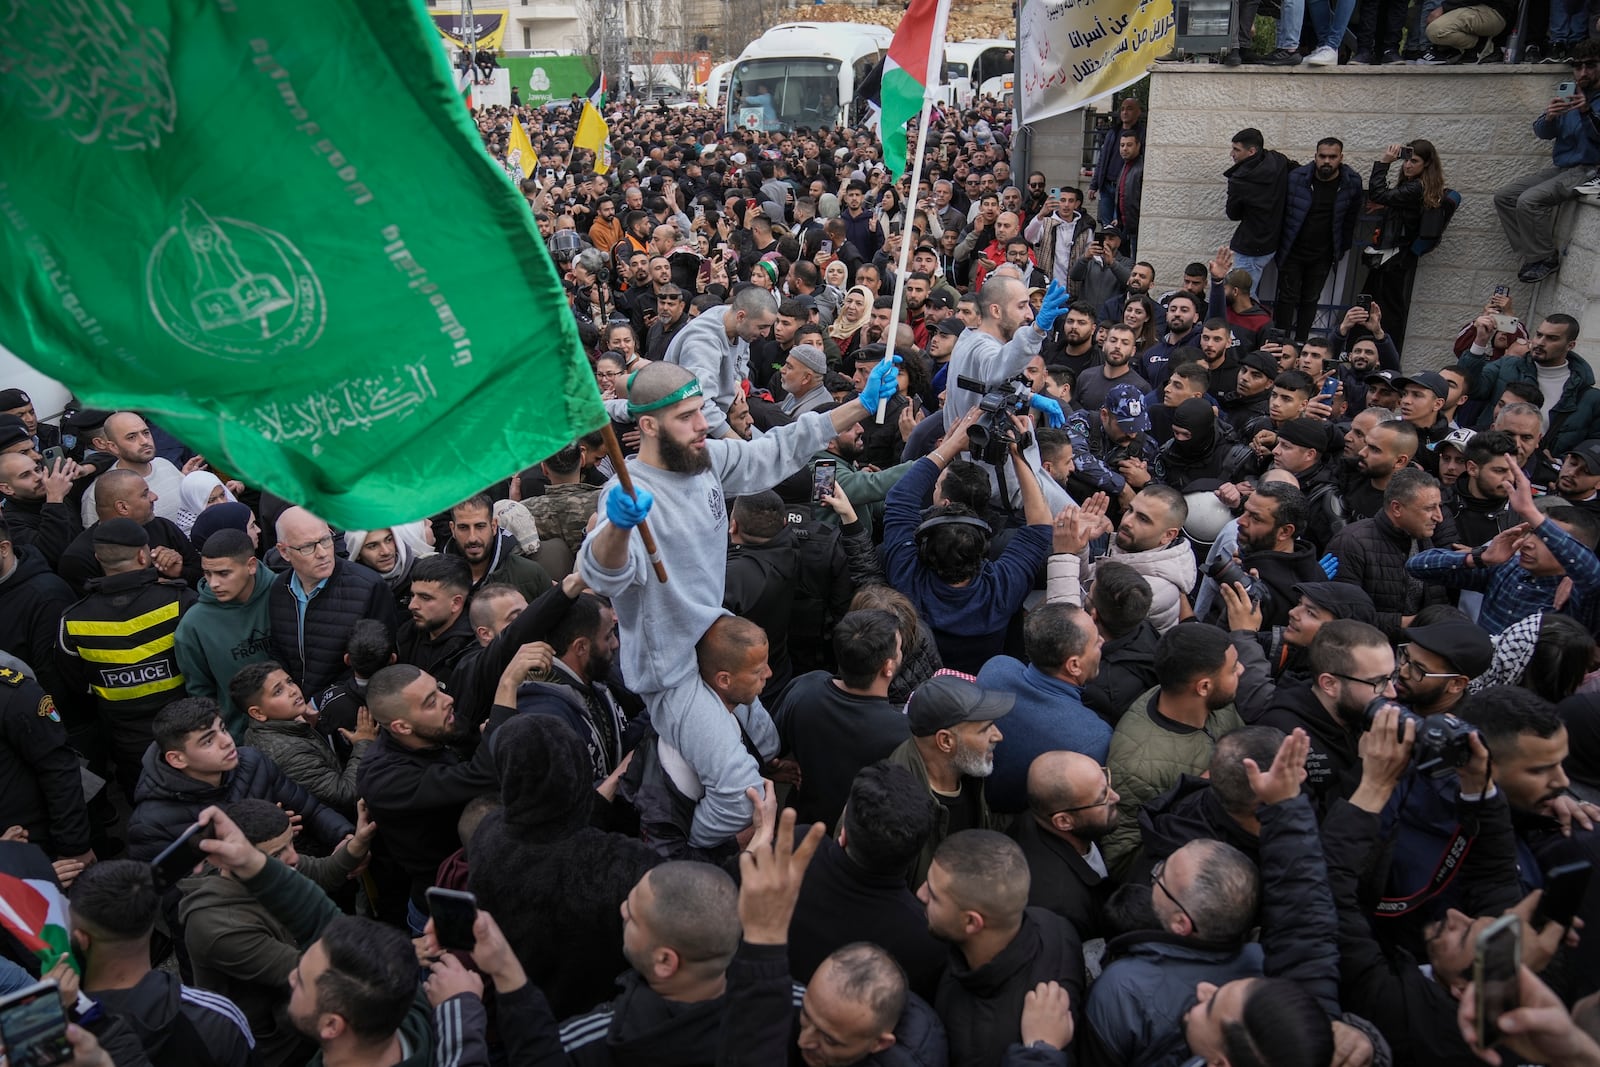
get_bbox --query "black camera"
[1361,698,1478,778]
[957,375,1033,466]
[1206,555,1261,602]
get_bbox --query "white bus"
[703,59,736,110]
[941,39,1015,110]
[725,22,892,134]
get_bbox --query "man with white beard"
[885,673,1014,888]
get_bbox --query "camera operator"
[1320,704,1568,1065]
[942,275,1075,512]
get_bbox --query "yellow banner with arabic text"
[1019,0,1174,122]
[432,9,509,52]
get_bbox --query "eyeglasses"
[1028,181,1046,188]
[1052,767,1113,815]
[285,535,334,557]
[596,369,626,379]
[1152,859,1199,935]
[1397,645,1462,682]
[1332,671,1396,691]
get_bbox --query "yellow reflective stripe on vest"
[64,601,181,636]
[76,634,177,665]
[90,675,186,702]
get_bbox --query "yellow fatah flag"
[507,115,536,178]
[574,101,611,175]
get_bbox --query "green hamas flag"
[0,1,605,528]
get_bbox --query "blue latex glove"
[857,355,902,411]
[1030,393,1066,428]
[1319,553,1338,579]
[605,484,654,530]
[1033,280,1071,332]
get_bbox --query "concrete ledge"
[1138,66,1593,369]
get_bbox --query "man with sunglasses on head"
[1494,40,1600,283]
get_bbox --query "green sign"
[504,55,598,106]
[0,0,605,528]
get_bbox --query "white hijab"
[175,471,236,534]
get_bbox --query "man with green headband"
[579,359,902,853]
[662,287,780,440]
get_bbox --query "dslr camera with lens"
[1361,697,1478,777]
[1206,555,1261,602]
[955,374,1034,466]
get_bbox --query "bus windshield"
[729,58,842,132]
[945,61,970,79]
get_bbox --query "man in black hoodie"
[69,860,256,1067]
[918,829,1084,1067]
[1224,129,1291,298]
[442,494,551,603]
[1079,561,1158,726]
[1269,419,1347,554]
[1229,480,1333,629]
[1257,620,1395,812]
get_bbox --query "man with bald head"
[1012,752,1120,941]
[79,411,198,526]
[268,507,398,695]
[580,358,901,853]
[663,286,782,440]
[968,211,1026,290]
[0,449,82,567]
[57,469,201,596]
[944,274,1074,511]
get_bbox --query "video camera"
[1361,697,1478,778]
[957,375,1034,466]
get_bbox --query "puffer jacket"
[1326,513,1452,641]
[1225,149,1292,256]
[1461,350,1600,455]
[126,743,351,861]
[267,558,398,696]
[1101,688,1246,878]
[1132,774,1261,880]
[1086,793,1338,1067]
[1278,162,1365,264]
[1297,461,1349,554]
[1092,540,1197,633]
[866,992,949,1067]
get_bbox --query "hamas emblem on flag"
[145,198,325,360]
[0,2,177,151]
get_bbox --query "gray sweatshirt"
[663,308,747,438]
[941,324,1072,512]
[578,410,837,695]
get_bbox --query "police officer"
[0,662,95,878]
[57,518,196,800]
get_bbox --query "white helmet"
[1182,491,1234,545]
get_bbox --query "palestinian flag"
[461,80,474,111]
[0,843,73,972]
[879,0,951,179]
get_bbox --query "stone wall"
[1138,63,1594,371]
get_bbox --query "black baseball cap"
[1292,582,1377,625]
[906,674,1013,736]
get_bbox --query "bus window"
[730,58,842,131]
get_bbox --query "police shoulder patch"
[0,668,22,687]
[37,695,60,723]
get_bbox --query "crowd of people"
[7,49,1600,1067]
